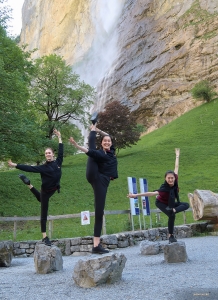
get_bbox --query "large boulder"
[0,241,13,267]
[34,243,63,274]
[164,241,188,263]
[73,253,127,288]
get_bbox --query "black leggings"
[86,131,110,237]
[155,199,189,235]
[30,187,56,233]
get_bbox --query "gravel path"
[0,236,218,300]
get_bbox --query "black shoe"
[92,244,109,254]
[19,174,30,185]
[90,112,98,125]
[169,235,177,243]
[42,236,51,246]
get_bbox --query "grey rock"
[140,240,160,255]
[73,253,127,288]
[118,240,129,248]
[0,241,13,267]
[34,244,63,274]
[101,234,118,245]
[164,241,188,263]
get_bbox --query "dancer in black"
[8,129,63,246]
[127,149,189,243]
[69,123,118,254]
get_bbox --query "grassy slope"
[1,100,218,241]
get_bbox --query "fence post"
[102,215,106,235]
[13,215,17,241]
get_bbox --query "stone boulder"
[0,241,13,267]
[140,240,160,255]
[164,241,188,263]
[73,253,127,288]
[34,244,63,274]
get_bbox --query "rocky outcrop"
[164,241,188,263]
[34,244,63,274]
[96,0,218,130]
[20,0,218,131]
[0,241,13,267]
[73,253,127,287]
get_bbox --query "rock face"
[0,241,13,267]
[20,0,218,130]
[73,253,127,288]
[34,244,63,274]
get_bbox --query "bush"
[191,80,217,103]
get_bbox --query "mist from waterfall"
[72,0,125,90]
[71,0,125,142]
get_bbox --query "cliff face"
[20,0,218,131]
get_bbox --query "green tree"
[96,100,141,153]
[29,54,95,139]
[191,80,217,103]
[0,0,12,29]
[0,21,47,161]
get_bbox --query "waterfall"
[72,0,125,90]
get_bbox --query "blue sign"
[139,178,150,216]
[127,177,140,216]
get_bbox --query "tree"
[0,21,48,161]
[29,54,95,139]
[0,0,12,30]
[96,101,141,153]
[191,80,217,103]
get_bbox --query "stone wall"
[12,223,207,257]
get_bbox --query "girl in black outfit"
[127,149,189,243]
[8,129,63,246]
[69,124,118,254]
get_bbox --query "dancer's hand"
[175,148,180,157]
[69,137,77,146]
[53,128,61,138]
[8,159,17,167]
[127,193,137,198]
[90,124,96,131]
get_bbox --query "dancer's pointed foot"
[19,174,30,185]
[90,112,98,125]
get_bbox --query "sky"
[7,0,24,36]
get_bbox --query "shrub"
[191,80,217,103]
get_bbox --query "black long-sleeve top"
[16,143,64,192]
[86,146,118,179]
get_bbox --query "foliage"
[29,54,95,139]
[96,100,141,153]
[2,98,218,240]
[0,22,48,161]
[0,0,12,29]
[191,80,217,103]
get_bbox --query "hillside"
[1,100,218,241]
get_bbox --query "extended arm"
[53,129,63,166]
[95,127,109,136]
[53,128,62,144]
[174,148,180,175]
[69,137,88,153]
[127,191,159,198]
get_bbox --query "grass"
[1,99,218,241]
